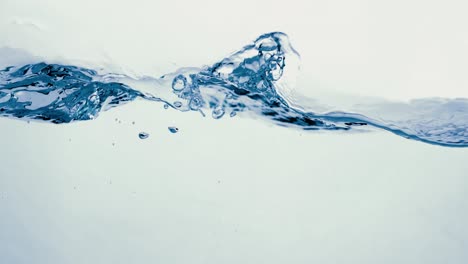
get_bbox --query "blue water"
[1,32,467,147]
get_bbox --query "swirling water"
[1,32,467,147]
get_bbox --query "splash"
[1,32,467,147]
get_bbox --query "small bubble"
[230,111,237,117]
[138,132,149,139]
[89,94,98,103]
[168,126,179,133]
[172,75,187,91]
[163,104,169,109]
[174,101,183,108]
[189,96,204,110]
[212,108,225,119]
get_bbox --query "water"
[4,1,468,262]
[1,32,467,147]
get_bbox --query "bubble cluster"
[165,32,297,124]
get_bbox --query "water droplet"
[132,121,135,125]
[138,132,149,139]
[168,126,179,133]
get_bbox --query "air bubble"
[138,132,149,139]
[212,108,225,119]
[268,64,283,81]
[172,75,187,91]
[256,80,268,90]
[168,126,179,133]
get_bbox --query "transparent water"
[2,1,468,264]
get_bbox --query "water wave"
[1,32,467,147]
